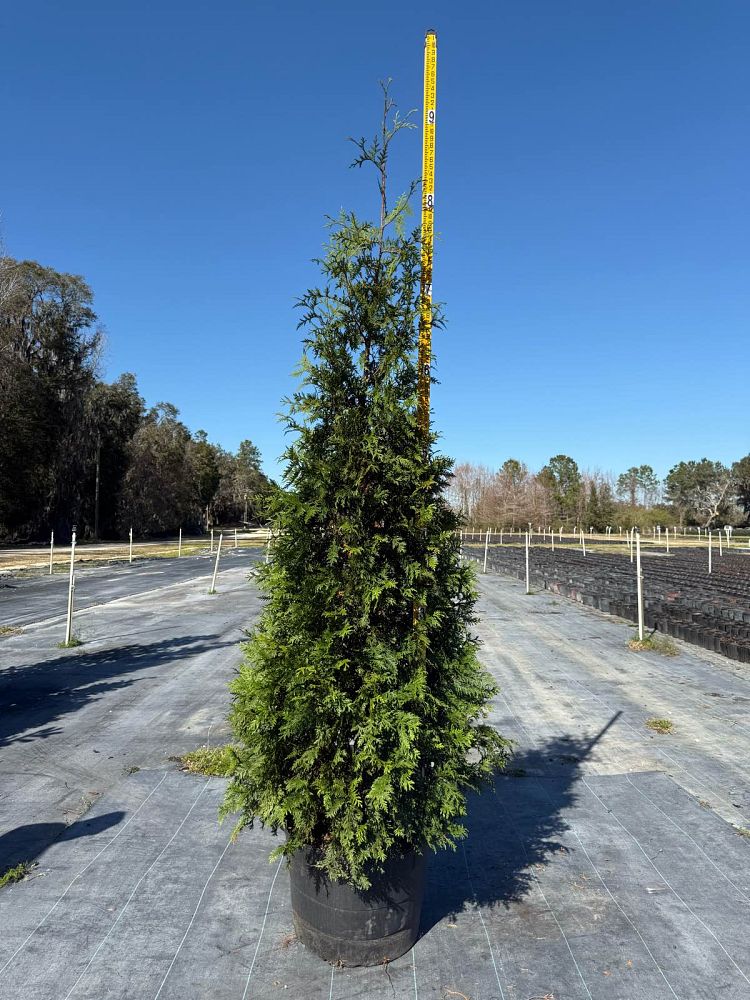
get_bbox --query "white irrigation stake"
[551,529,555,553]
[525,531,530,594]
[636,532,644,641]
[708,531,712,574]
[64,530,77,646]
[178,527,182,558]
[129,526,133,564]
[725,526,730,552]
[718,530,723,557]
[49,530,54,575]
[209,533,223,594]
[581,530,586,557]
[483,527,490,573]
[235,526,238,549]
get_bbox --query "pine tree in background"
[222,89,509,888]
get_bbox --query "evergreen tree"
[586,482,601,530]
[222,92,509,888]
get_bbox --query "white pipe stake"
[636,533,644,641]
[129,527,133,564]
[49,530,54,575]
[209,533,224,593]
[211,528,214,554]
[483,528,490,573]
[178,527,182,558]
[525,531,530,595]
[235,527,238,549]
[64,530,77,645]
[708,531,712,574]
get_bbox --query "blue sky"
[2,0,748,482]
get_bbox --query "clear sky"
[2,1,748,482]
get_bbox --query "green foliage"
[499,458,526,489]
[0,257,271,542]
[538,455,582,521]
[665,459,735,527]
[57,636,83,649]
[630,634,678,657]
[0,259,101,539]
[645,716,674,733]
[585,481,616,531]
[733,454,750,516]
[616,465,660,507]
[118,404,197,535]
[179,744,237,776]
[222,94,509,888]
[0,861,33,889]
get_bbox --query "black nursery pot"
[289,847,427,967]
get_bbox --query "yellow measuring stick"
[417,29,437,439]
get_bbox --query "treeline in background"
[450,455,750,531]
[0,257,271,543]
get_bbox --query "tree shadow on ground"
[0,810,125,872]
[421,713,621,933]
[0,634,236,749]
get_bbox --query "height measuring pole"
[413,30,437,632]
[416,30,437,440]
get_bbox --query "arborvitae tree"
[222,92,509,888]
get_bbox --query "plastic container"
[290,846,426,966]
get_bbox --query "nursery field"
[1,567,749,999]
[465,536,750,663]
[0,529,268,575]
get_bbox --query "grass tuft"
[57,636,83,649]
[0,624,23,637]
[178,744,237,777]
[0,861,34,889]
[646,717,674,734]
[628,633,677,656]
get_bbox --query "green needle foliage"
[222,88,509,888]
